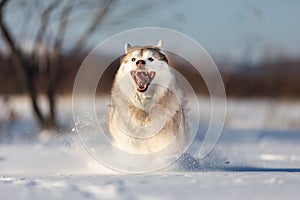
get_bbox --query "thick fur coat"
[109,40,187,154]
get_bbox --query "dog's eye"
[148,57,154,62]
[131,58,136,62]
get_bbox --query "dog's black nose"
[136,60,146,67]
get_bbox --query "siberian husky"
[109,40,187,155]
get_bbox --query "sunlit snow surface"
[0,96,300,200]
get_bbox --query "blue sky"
[99,0,300,63]
[3,0,300,64]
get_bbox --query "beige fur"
[109,40,187,154]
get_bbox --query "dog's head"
[114,40,174,106]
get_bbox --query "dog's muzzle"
[130,70,156,92]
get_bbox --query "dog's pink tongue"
[130,70,156,92]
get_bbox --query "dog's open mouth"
[130,70,156,92]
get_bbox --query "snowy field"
[1,96,300,200]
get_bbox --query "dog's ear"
[124,43,131,53]
[156,40,163,48]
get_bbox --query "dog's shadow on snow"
[177,153,300,173]
[177,125,300,173]
[219,167,300,172]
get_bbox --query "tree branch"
[35,0,61,48]
[0,0,27,90]
[53,0,73,57]
[0,0,20,56]
[72,0,115,53]
[0,0,8,9]
[49,0,73,86]
[0,0,48,127]
[43,0,74,128]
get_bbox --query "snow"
[1,96,300,199]
[1,172,299,200]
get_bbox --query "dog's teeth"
[136,72,149,82]
[130,70,156,92]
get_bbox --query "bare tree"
[0,0,116,129]
[0,0,167,130]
